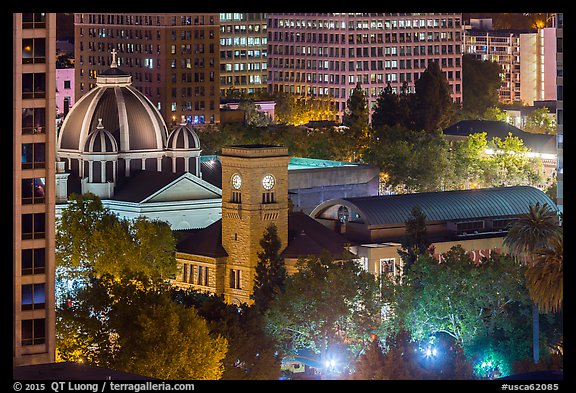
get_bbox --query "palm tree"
[526,234,563,314]
[503,202,562,364]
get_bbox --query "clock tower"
[219,144,290,305]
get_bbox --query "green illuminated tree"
[265,252,383,373]
[390,245,532,367]
[55,192,177,291]
[57,274,228,379]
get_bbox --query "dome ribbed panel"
[90,88,121,146]
[123,89,162,150]
[58,88,100,150]
[83,129,118,153]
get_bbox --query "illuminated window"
[21,283,45,310]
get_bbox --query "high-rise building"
[219,13,268,97]
[13,12,57,366]
[73,13,220,127]
[554,13,563,215]
[267,13,463,122]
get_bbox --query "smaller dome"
[83,118,119,154]
[166,122,201,150]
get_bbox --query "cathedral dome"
[83,118,119,154]
[57,59,167,153]
[167,122,201,150]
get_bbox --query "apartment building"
[219,13,268,97]
[463,22,557,106]
[73,13,220,127]
[267,13,463,122]
[13,12,57,366]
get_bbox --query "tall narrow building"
[73,13,220,127]
[13,12,57,366]
[555,13,563,215]
[267,13,463,122]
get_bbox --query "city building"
[463,20,557,105]
[73,13,220,127]
[13,12,57,366]
[56,60,221,230]
[55,67,75,119]
[173,145,352,305]
[310,186,560,279]
[267,13,463,122]
[555,13,563,215]
[219,13,268,97]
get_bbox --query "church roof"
[112,170,184,203]
[176,220,228,258]
[57,63,167,153]
[175,211,352,260]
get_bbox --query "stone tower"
[218,144,290,305]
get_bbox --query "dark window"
[22,73,46,99]
[21,213,46,240]
[21,143,46,169]
[22,107,46,134]
[22,13,46,29]
[456,220,484,234]
[21,248,46,275]
[21,318,45,346]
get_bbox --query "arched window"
[337,205,349,224]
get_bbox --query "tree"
[371,82,412,129]
[526,234,563,314]
[172,290,282,380]
[265,252,383,374]
[412,61,455,132]
[343,82,369,138]
[504,202,562,363]
[391,246,532,378]
[462,54,502,117]
[350,336,388,380]
[55,193,177,299]
[252,223,286,313]
[398,205,431,274]
[237,100,272,127]
[57,274,228,379]
[524,107,556,135]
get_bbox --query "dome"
[167,123,201,150]
[83,119,119,154]
[57,63,167,153]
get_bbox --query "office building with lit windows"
[13,12,57,366]
[267,13,463,122]
[73,13,220,127]
[219,13,268,97]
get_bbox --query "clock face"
[231,173,242,189]
[262,174,275,190]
